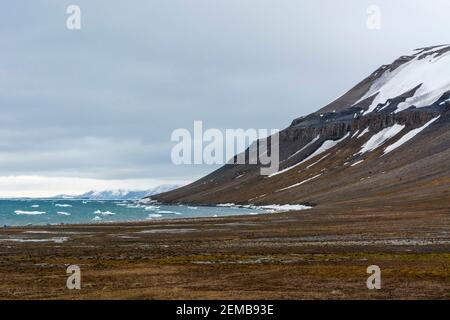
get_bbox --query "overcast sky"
[1,0,449,197]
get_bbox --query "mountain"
[151,45,450,210]
[75,190,150,200]
[53,184,180,200]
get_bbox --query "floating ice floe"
[55,204,72,208]
[146,213,163,219]
[101,211,115,216]
[216,203,235,207]
[31,205,39,208]
[126,204,143,209]
[93,210,115,216]
[144,205,160,211]
[15,210,46,215]
[156,210,181,215]
[57,212,71,216]
[139,198,159,205]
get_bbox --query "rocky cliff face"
[152,46,450,209]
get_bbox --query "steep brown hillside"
[152,46,450,210]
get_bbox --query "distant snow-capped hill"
[52,185,180,200]
[76,190,147,200]
[76,185,180,200]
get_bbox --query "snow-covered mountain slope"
[75,190,148,200]
[357,45,450,115]
[317,44,450,115]
[152,46,450,209]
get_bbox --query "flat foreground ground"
[0,204,449,299]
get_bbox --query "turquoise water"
[0,200,266,226]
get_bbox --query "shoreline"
[0,200,312,228]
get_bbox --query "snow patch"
[384,116,440,154]
[287,135,320,160]
[259,204,311,212]
[350,160,364,167]
[270,133,350,177]
[356,128,370,139]
[306,154,330,169]
[358,124,405,154]
[0,237,68,243]
[277,174,322,191]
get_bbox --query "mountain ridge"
[64,184,180,200]
[73,185,180,200]
[2,184,181,200]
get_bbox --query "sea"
[0,199,268,227]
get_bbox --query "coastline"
[0,201,311,228]
[1,203,449,299]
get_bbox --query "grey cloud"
[1,0,450,183]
